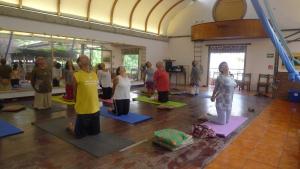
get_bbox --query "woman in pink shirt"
[154,62,170,102]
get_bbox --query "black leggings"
[113,99,130,116]
[101,87,112,99]
[74,112,100,139]
[158,91,169,103]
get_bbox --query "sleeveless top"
[97,70,112,88]
[113,75,131,100]
[74,70,100,114]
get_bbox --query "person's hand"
[211,96,215,102]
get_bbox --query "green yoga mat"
[135,96,186,108]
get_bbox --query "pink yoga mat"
[203,116,247,137]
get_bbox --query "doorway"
[208,45,246,85]
[123,54,139,80]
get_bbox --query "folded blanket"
[154,129,192,147]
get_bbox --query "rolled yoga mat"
[202,116,248,137]
[33,117,134,157]
[134,96,186,108]
[0,119,23,138]
[52,95,75,105]
[100,106,152,124]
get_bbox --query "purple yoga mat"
[203,116,248,137]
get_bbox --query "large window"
[123,54,139,72]
[208,45,246,85]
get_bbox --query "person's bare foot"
[66,122,75,135]
[107,107,113,112]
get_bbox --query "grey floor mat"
[34,117,134,157]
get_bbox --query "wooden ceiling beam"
[18,0,22,8]
[284,30,300,39]
[57,0,61,16]
[145,0,163,32]
[110,0,119,25]
[86,0,92,21]
[158,0,184,35]
[129,0,141,29]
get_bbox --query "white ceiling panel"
[23,0,57,13]
[89,0,115,23]
[113,0,137,27]
[61,0,89,17]
[131,0,160,31]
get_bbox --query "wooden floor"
[205,99,300,169]
[0,88,297,169]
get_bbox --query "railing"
[209,68,244,85]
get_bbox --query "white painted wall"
[169,37,279,90]
[0,16,170,66]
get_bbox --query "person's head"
[35,57,47,69]
[19,60,23,68]
[13,63,18,70]
[55,62,61,69]
[156,61,164,70]
[100,63,105,70]
[65,60,74,70]
[76,55,90,70]
[146,61,152,68]
[192,61,198,67]
[218,62,229,75]
[0,58,6,65]
[116,66,126,76]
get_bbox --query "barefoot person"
[67,55,101,138]
[190,61,201,95]
[0,58,12,91]
[144,61,155,97]
[154,61,170,103]
[97,63,112,99]
[110,66,131,116]
[63,60,75,100]
[210,62,237,125]
[31,57,52,110]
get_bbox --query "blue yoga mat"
[100,107,152,124]
[0,119,23,138]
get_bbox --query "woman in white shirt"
[111,66,131,116]
[97,63,112,99]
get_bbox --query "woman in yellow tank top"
[67,55,101,139]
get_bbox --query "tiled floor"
[205,99,300,169]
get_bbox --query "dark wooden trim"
[158,0,184,35]
[281,28,300,32]
[19,0,22,8]
[169,35,191,38]
[129,0,141,29]
[284,30,300,39]
[287,38,300,43]
[110,0,119,25]
[86,0,92,21]
[145,0,163,32]
[205,43,251,46]
[57,0,61,16]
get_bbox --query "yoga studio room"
[0,0,299,168]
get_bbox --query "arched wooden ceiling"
[0,0,192,35]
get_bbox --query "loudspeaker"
[165,60,173,72]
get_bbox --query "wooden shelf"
[191,19,268,41]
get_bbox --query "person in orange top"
[154,61,170,103]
